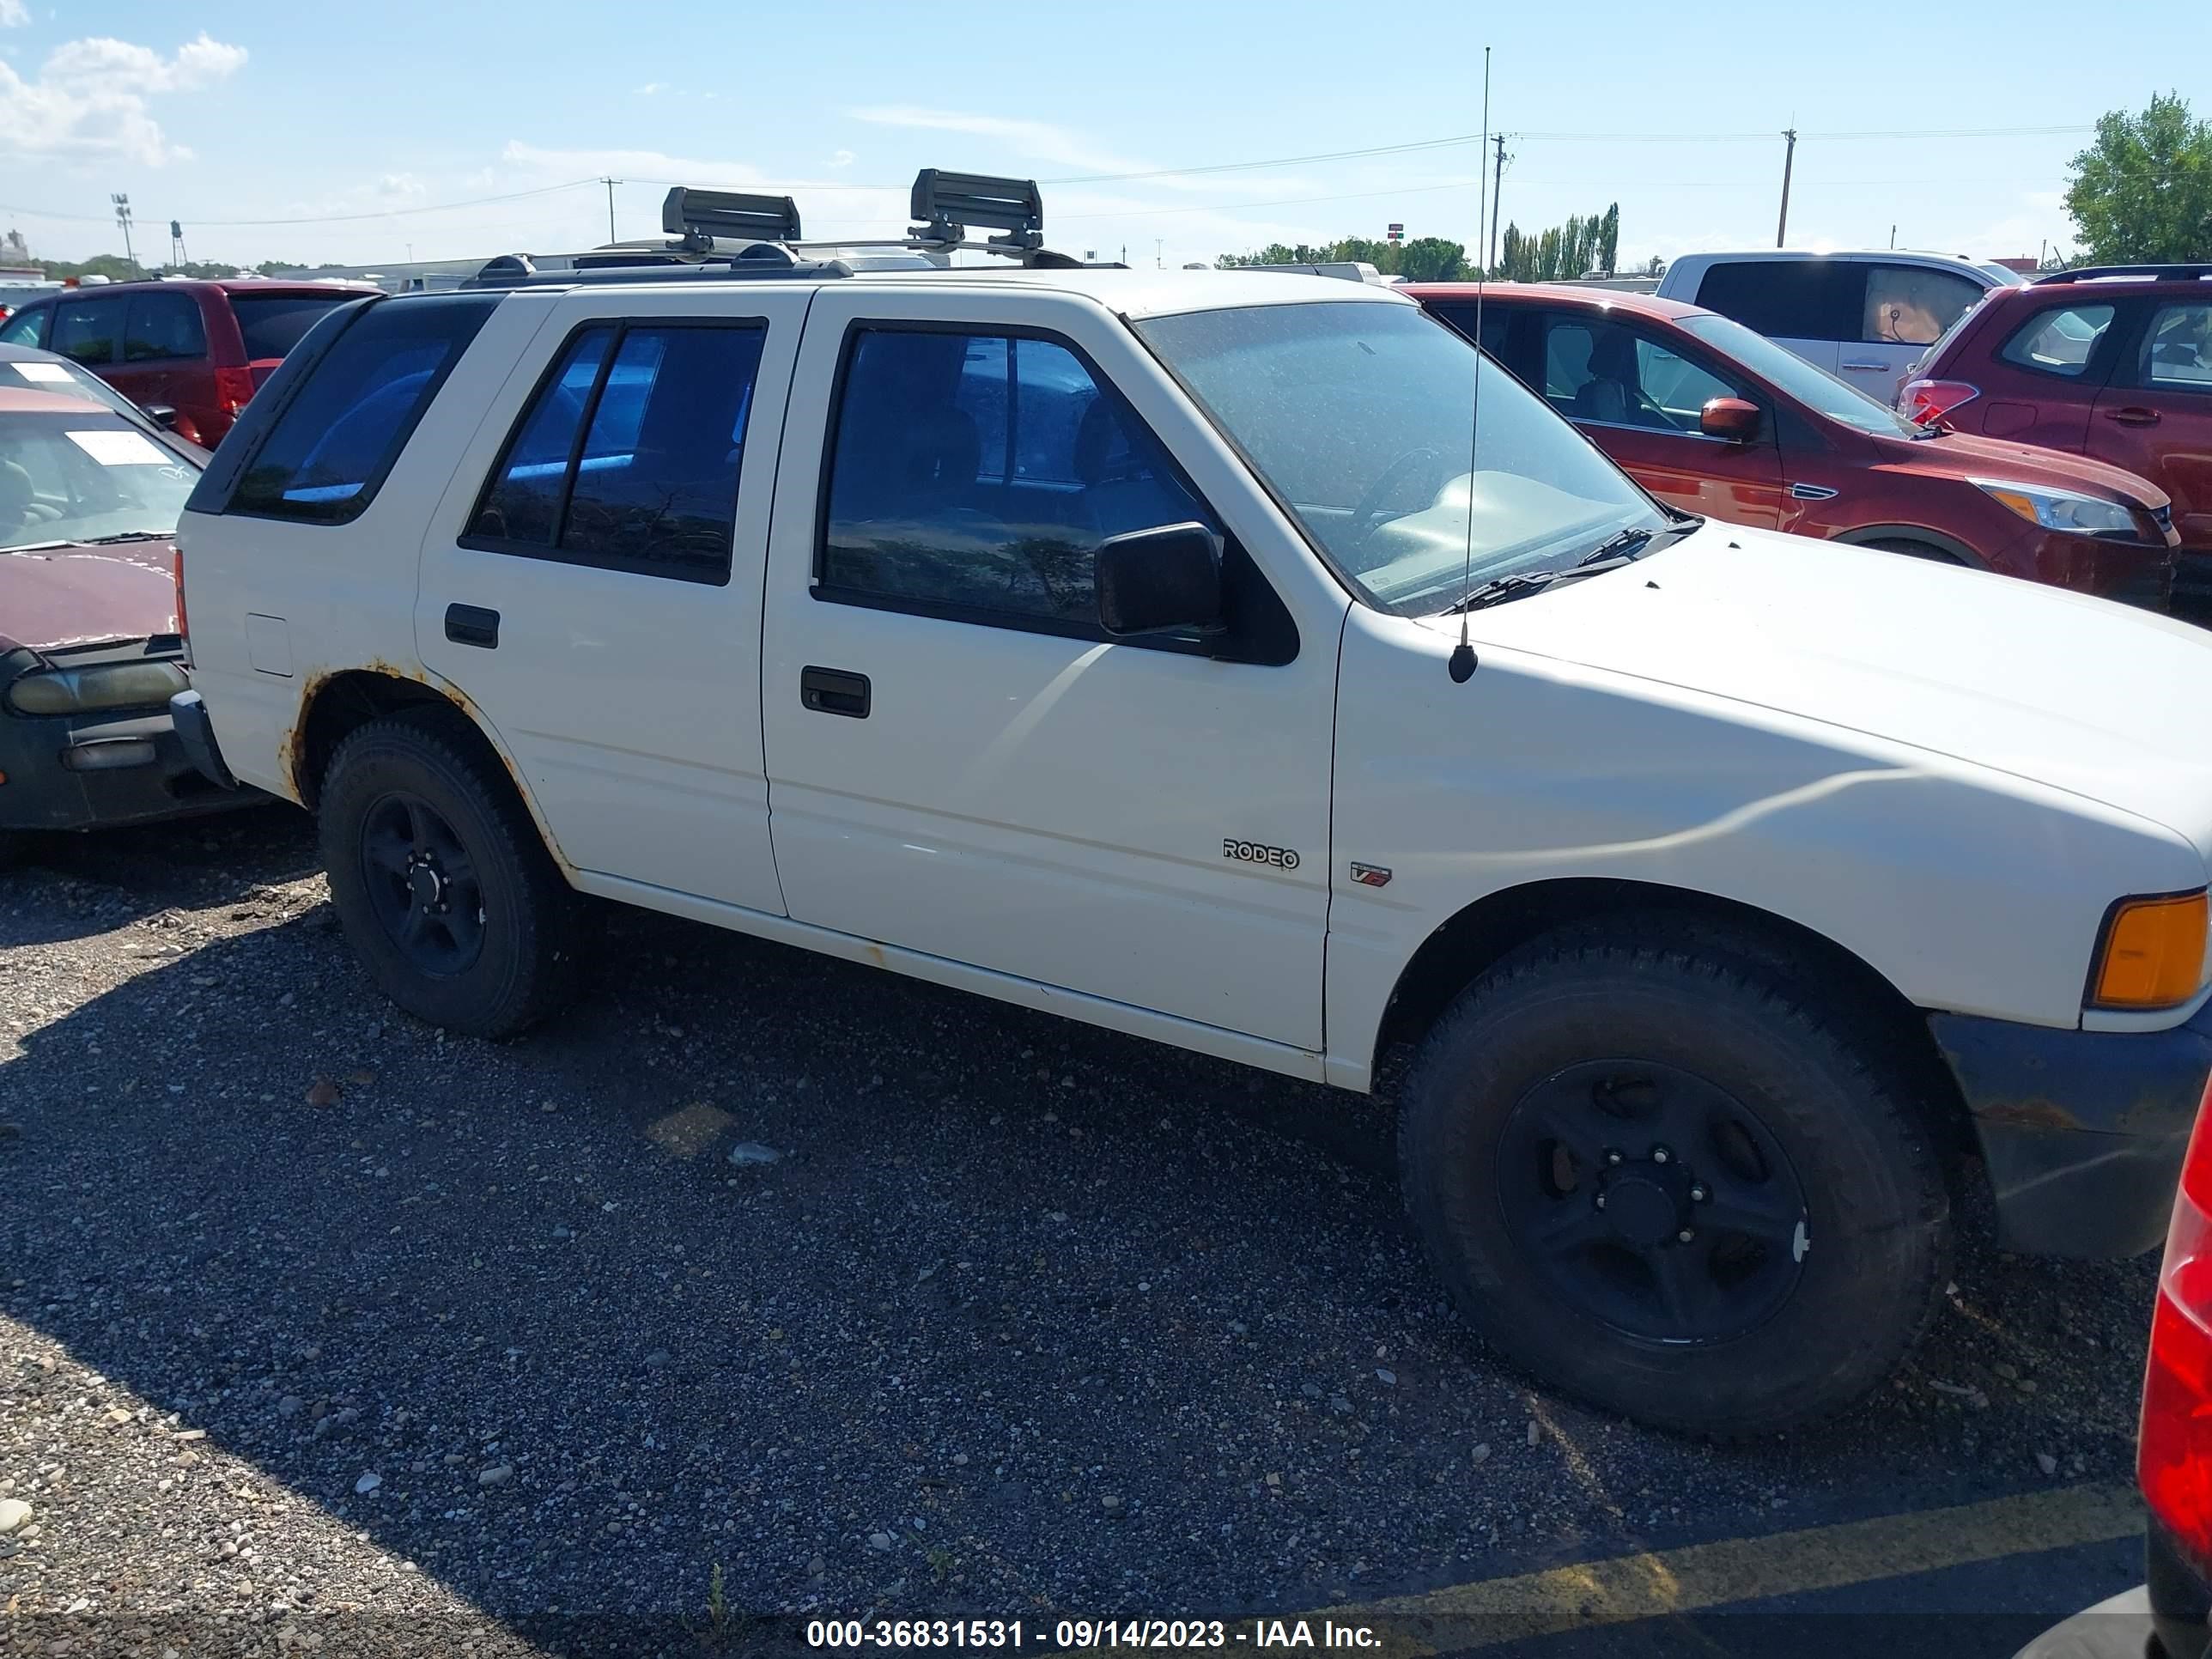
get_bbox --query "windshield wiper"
[83,531,173,544]
[1448,550,1644,614]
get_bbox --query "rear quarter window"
[224,294,498,525]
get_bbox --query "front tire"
[318,714,581,1039]
[1398,923,1948,1437]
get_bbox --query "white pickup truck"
[168,175,2212,1437]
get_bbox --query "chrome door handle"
[1840,360,1887,371]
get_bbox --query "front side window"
[229,294,493,524]
[1863,266,1983,346]
[1677,313,1921,439]
[1999,303,2116,379]
[1135,301,1665,616]
[123,292,208,362]
[1538,317,1737,433]
[2141,304,2212,394]
[465,320,764,584]
[0,410,199,550]
[51,299,121,367]
[821,327,1212,629]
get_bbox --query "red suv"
[1407,283,2180,611]
[1902,265,2212,614]
[0,278,380,449]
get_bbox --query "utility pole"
[601,176,623,243]
[1488,132,1510,273]
[112,193,135,269]
[1155,238,1164,270]
[1774,128,1797,247]
[1889,223,1897,249]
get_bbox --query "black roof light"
[908,169,1044,252]
[662,187,803,250]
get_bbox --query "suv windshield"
[1678,313,1922,438]
[0,410,198,550]
[231,292,358,361]
[1134,301,1665,615]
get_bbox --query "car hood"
[0,538,179,653]
[1438,523,2212,861]
[1871,428,2172,509]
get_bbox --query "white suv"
[1656,248,2025,403]
[171,175,2212,1437]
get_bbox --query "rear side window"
[230,293,361,362]
[0,308,48,348]
[1692,260,1861,342]
[820,326,1213,631]
[2140,304,2212,394]
[229,295,495,525]
[1999,303,2116,379]
[123,291,208,362]
[464,319,764,585]
[51,298,122,366]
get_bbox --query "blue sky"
[0,0,2192,271]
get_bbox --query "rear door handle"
[2104,406,2162,427]
[800,665,871,719]
[1839,360,1887,371]
[444,604,500,648]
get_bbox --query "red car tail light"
[171,543,189,648]
[1899,378,1981,427]
[2141,1081,2212,1577]
[213,365,254,416]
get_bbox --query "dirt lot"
[0,806,2157,1654]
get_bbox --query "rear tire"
[318,713,581,1039]
[1397,921,1948,1437]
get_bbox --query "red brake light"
[1899,379,1979,428]
[2141,1084,2212,1577]
[171,544,188,647]
[213,366,254,416]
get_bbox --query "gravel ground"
[0,806,2160,1653]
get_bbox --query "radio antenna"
[1447,45,1493,686]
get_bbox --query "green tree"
[2065,93,2212,264]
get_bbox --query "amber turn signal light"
[2093,890,2210,1010]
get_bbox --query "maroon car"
[1901,265,2212,615]
[1407,282,2180,611]
[0,277,379,449]
[0,386,238,860]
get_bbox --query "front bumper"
[1929,1000,2212,1259]
[2006,526,2177,613]
[0,702,243,833]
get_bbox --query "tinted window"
[230,295,495,524]
[1678,313,1921,437]
[466,320,763,584]
[51,298,122,366]
[1692,260,1861,342]
[231,293,360,361]
[2141,304,2212,395]
[0,308,48,348]
[822,328,1212,629]
[1863,265,1983,347]
[1999,303,2116,379]
[123,291,208,362]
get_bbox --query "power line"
[0,178,599,228]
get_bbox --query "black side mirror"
[1096,521,1224,637]
[140,404,179,430]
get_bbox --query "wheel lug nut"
[1676,1228,1694,1243]
[1690,1185,1707,1202]
[1606,1151,1624,1166]
[1594,1194,1607,1211]
[1651,1147,1670,1164]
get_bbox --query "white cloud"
[0,31,248,167]
[633,82,664,96]
[0,1,29,27]
[828,149,855,170]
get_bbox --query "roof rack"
[2033,264,2212,285]
[461,167,1105,289]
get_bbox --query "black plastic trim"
[167,689,236,790]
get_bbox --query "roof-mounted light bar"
[908,169,1044,251]
[661,187,803,250]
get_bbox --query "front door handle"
[800,665,871,719]
[445,604,500,648]
[1839,360,1887,372]
[2104,406,2162,427]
